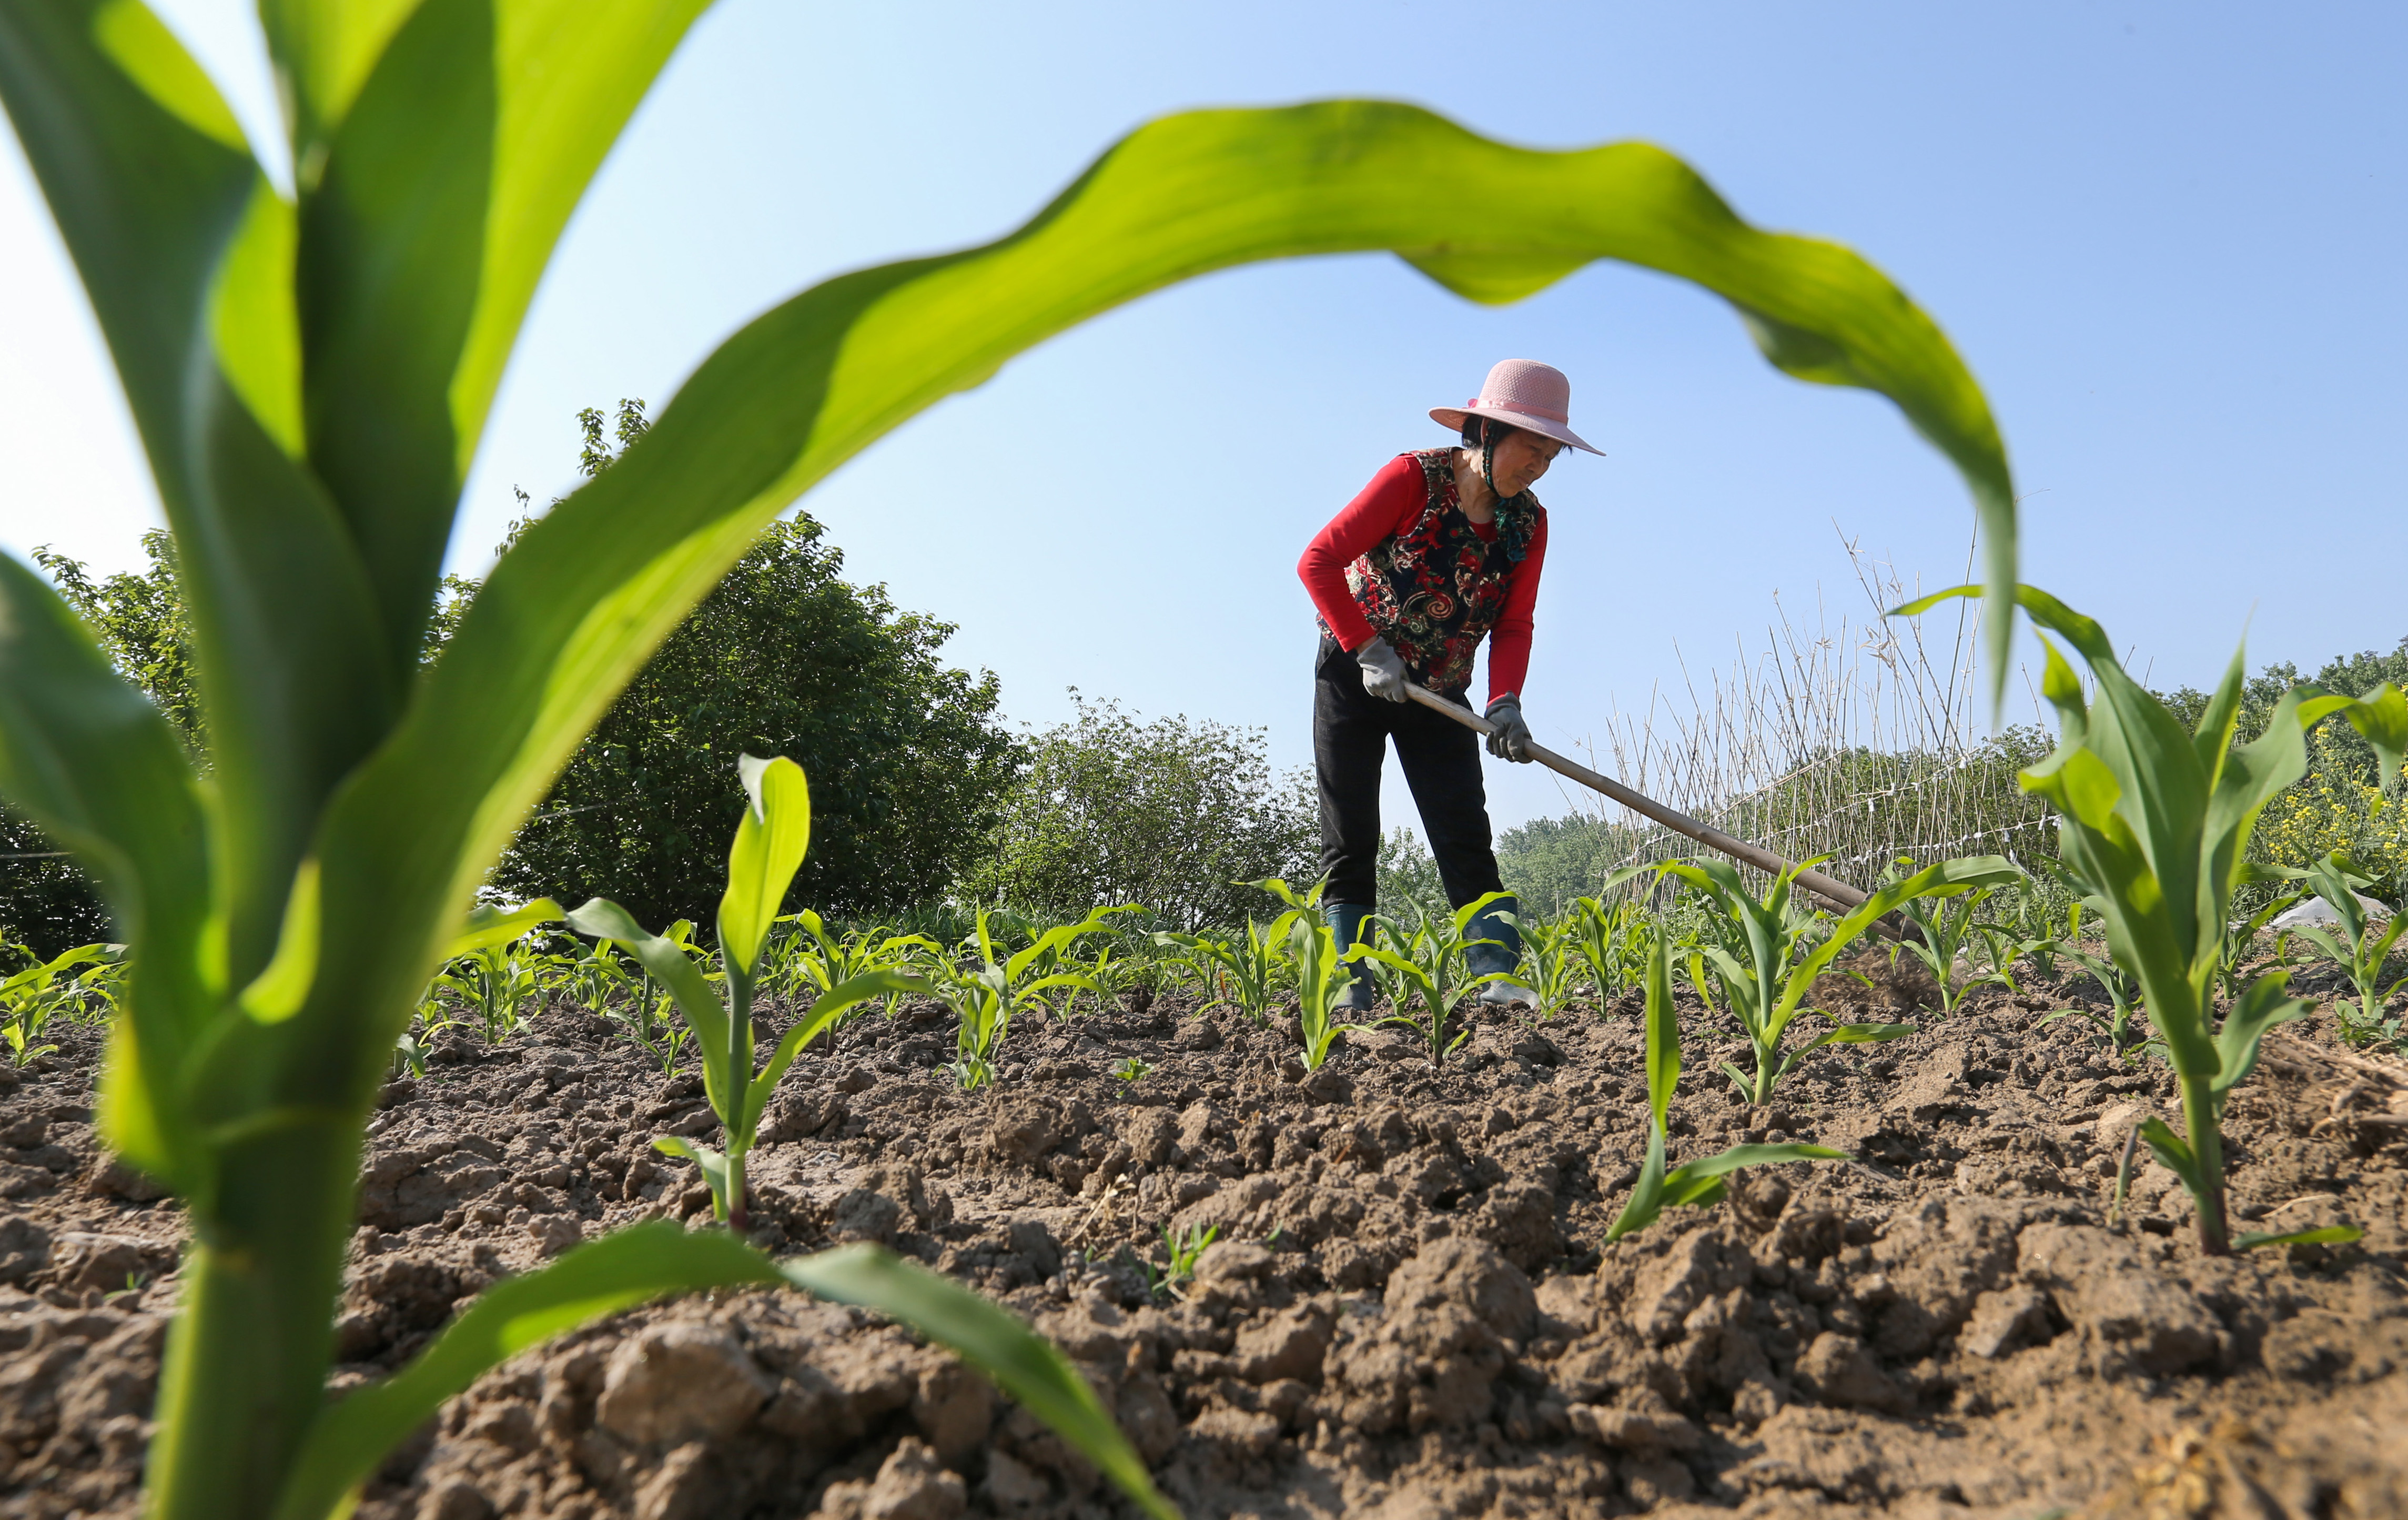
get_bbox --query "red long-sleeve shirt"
[1297,454,1549,704]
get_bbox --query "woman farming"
[1297,359,1601,1011]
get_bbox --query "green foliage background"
[958,693,1317,931]
[5,410,1018,948]
[490,512,1018,930]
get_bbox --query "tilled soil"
[3,958,2406,1520]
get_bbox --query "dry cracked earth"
[3,954,2406,1520]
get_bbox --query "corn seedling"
[1350,892,1515,1064]
[1565,888,1650,1009]
[1888,880,2008,1016]
[424,907,557,1043]
[1967,918,2057,999]
[2217,873,2305,1005]
[1898,583,2403,1252]
[389,1025,427,1082]
[1111,1055,1154,1089]
[0,3,2015,1507]
[0,941,119,1065]
[936,909,1116,1088]
[557,934,640,1021]
[570,759,924,1232]
[773,910,938,1028]
[1151,1222,1220,1297]
[1245,874,1331,913]
[1289,913,1367,1071]
[2286,853,2407,1048]
[1157,918,1291,1024]
[2042,941,2148,1059]
[1604,928,1847,1241]
[1670,854,2020,1104]
[1505,911,1586,1019]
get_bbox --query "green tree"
[32,530,199,746]
[17,408,1018,937]
[960,694,1316,930]
[1498,813,1641,918]
[491,512,1018,928]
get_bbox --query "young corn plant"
[774,910,938,1028]
[0,4,2017,1510]
[0,941,120,1065]
[1605,928,1847,1242]
[1889,881,2010,1016]
[1504,910,1586,1019]
[1149,1222,1220,1298]
[2287,853,2407,1048]
[2044,940,2148,1058]
[424,911,557,1043]
[1670,854,2021,1104]
[570,758,924,1231]
[556,933,640,1021]
[1288,912,1367,1071]
[1566,887,1649,1010]
[935,910,1115,1088]
[2217,874,2305,1005]
[1966,915,2058,1000]
[1157,919,1290,1024]
[1898,584,2404,1253]
[1351,892,1514,1064]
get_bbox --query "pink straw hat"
[1431,359,1603,455]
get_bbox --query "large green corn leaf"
[280,0,713,680]
[270,1222,783,1520]
[1641,929,1679,1128]
[0,559,209,1179]
[277,1228,1182,1520]
[717,754,810,979]
[305,102,2017,1083]
[784,1245,1180,1520]
[0,0,392,982]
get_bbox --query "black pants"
[1314,636,1504,910]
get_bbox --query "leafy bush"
[960,694,1315,930]
[2165,638,2408,892]
[491,513,1019,929]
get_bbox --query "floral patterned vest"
[1324,449,1543,700]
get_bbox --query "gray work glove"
[1353,636,1408,702]
[1484,695,1534,762]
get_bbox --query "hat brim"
[1431,405,1603,456]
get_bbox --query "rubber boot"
[1324,902,1377,1012]
[1465,897,1537,1006]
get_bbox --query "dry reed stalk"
[1564,537,2056,899]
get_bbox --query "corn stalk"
[0,4,2018,1513]
[1898,585,2404,1253]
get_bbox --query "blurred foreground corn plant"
[1898,586,2404,1254]
[0,3,2020,1512]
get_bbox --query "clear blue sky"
[3,2,2402,832]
